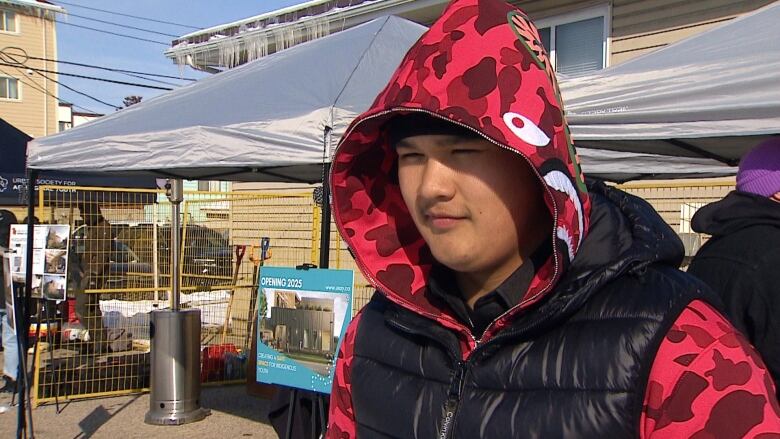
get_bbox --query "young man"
[327,0,780,437]
[688,137,780,396]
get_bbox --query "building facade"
[57,102,103,132]
[166,0,775,75]
[0,0,64,138]
[268,296,335,355]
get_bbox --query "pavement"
[0,351,281,439]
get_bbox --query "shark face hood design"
[331,0,591,339]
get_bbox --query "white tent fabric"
[561,1,780,164]
[27,16,738,183]
[28,16,427,183]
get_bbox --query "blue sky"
[55,0,308,114]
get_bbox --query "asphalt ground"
[0,352,281,439]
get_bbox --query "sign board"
[255,267,353,394]
[0,172,158,206]
[9,224,70,301]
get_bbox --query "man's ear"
[771,192,780,202]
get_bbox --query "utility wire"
[65,12,180,37]
[0,66,99,113]
[55,21,170,46]
[0,62,174,91]
[33,69,121,110]
[0,48,197,81]
[29,55,196,81]
[53,1,203,30]
[112,71,181,88]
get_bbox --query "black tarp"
[0,118,157,206]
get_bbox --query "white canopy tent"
[27,16,427,182]
[26,16,738,183]
[561,1,780,165]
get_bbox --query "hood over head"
[331,0,591,334]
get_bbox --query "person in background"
[74,203,111,354]
[326,1,780,437]
[688,137,780,395]
[0,209,19,394]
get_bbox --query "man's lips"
[424,212,466,229]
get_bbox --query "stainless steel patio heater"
[145,179,210,425]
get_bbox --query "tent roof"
[27,14,745,183]
[27,16,427,183]
[561,1,780,164]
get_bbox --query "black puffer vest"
[350,184,714,439]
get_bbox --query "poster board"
[9,224,70,301]
[255,267,353,394]
[1,249,14,333]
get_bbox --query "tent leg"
[18,169,38,439]
[318,163,331,269]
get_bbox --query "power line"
[53,1,203,30]
[0,48,197,81]
[113,71,182,88]
[19,55,186,87]
[0,66,99,113]
[30,56,196,81]
[0,62,174,91]
[33,69,121,110]
[66,12,180,37]
[55,20,170,46]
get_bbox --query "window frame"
[0,9,19,34]
[534,3,611,74]
[0,76,22,101]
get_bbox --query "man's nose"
[418,158,455,201]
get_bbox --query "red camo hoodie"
[331,0,590,353]
[328,0,780,437]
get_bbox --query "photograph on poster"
[259,288,349,377]
[46,225,69,250]
[42,274,66,301]
[26,274,43,299]
[45,249,67,274]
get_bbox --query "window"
[1,10,17,32]
[536,5,609,76]
[58,121,72,132]
[0,77,20,100]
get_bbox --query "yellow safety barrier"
[22,178,734,405]
[30,185,324,405]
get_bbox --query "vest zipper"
[439,360,466,439]
[385,315,471,438]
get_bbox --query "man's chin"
[430,253,474,273]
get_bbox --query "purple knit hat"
[737,137,780,197]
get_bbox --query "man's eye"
[398,153,423,161]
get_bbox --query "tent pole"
[318,163,331,269]
[18,168,38,438]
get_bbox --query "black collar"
[427,239,552,337]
